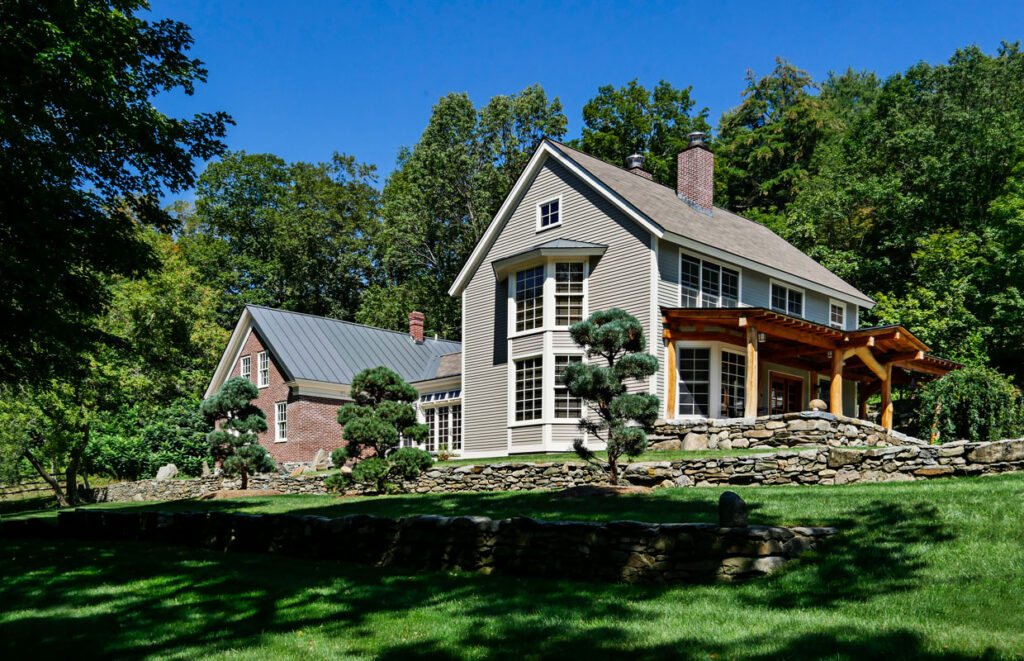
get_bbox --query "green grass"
[3,475,1024,659]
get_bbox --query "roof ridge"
[245,304,461,346]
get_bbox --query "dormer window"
[537,197,561,231]
[771,282,804,317]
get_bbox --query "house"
[447,133,957,458]
[204,305,461,463]
[206,133,956,464]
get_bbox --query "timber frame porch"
[662,307,960,430]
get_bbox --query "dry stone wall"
[85,438,1024,502]
[651,411,922,450]
[0,508,834,584]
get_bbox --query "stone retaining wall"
[86,438,1024,502]
[651,411,921,450]
[0,508,834,584]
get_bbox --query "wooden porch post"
[666,339,677,419]
[745,326,759,418]
[829,350,844,416]
[880,362,894,431]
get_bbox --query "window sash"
[451,405,462,451]
[830,303,845,329]
[720,352,747,418]
[555,262,584,326]
[554,355,583,419]
[515,266,544,331]
[257,352,269,387]
[240,355,251,381]
[681,254,739,308]
[424,408,436,452]
[539,200,560,228]
[275,402,287,440]
[677,348,711,416]
[515,357,543,421]
[771,283,804,317]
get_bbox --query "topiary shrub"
[323,448,433,495]
[388,447,433,481]
[917,366,1024,443]
[201,378,276,488]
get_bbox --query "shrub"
[324,447,433,495]
[388,447,433,481]
[917,366,1024,442]
[336,367,427,460]
[202,378,276,488]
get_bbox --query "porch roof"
[660,307,961,379]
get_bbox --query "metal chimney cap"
[625,153,645,170]
[687,131,707,148]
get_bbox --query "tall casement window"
[274,401,287,441]
[829,301,846,329]
[257,351,269,387]
[554,355,584,419]
[770,282,804,317]
[538,198,560,230]
[450,405,462,451]
[240,355,251,381]
[555,262,584,326]
[720,352,747,418]
[515,357,543,421]
[424,408,436,452]
[680,254,740,308]
[677,348,711,416]
[515,266,545,331]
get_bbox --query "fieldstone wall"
[0,508,834,584]
[85,438,1024,502]
[651,411,921,450]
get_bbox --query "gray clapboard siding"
[550,424,582,446]
[461,157,654,456]
[510,332,544,358]
[511,426,542,447]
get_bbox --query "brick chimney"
[677,131,713,212]
[625,153,653,180]
[408,311,425,344]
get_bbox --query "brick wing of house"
[205,305,461,464]
[448,133,959,459]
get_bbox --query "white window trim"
[257,351,269,388]
[274,401,287,442]
[769,279,806,318]
[678,248,743,308]
[828,298,847,330]
[509,353,545,428]
[508,258,589,338]
[551,352,586,424]
[415,391,464,454]
[535,195,563,232]
[240,355,251,381]
[670,341,748,420]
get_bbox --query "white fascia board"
[289,379,352,399]
[491,246,606,280]
[662,230,876,310]
[410,375,462,392]
[204,308,254,399]
[448,141,663,297]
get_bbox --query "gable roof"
[449,139,873,307]
[205,305,461,398]
[491,238,608,278]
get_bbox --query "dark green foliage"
[565,309,660,483]
[575,79,711,187]
[0,0,231,385]
[202,378,275,488]
[917,367,1024,443]
[388,447,434,481]
[85,399,213,480]
[324,448,434,495]
[336,367,427,460]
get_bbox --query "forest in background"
[1,2,1021,487]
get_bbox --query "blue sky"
[152,0,1024,195]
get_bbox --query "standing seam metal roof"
[246,305,461,385]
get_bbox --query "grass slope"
[3,475,1024,659]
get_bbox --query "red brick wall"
[228,329,348,464]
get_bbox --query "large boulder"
[155,464,178,481]
[647,439,682,451]
[311,449,329,471]
[966,439,1024,464]
[682,433,709,451]
[718,491,748,527]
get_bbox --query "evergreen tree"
[564,309,660,483]
[201,378,275,489]
[334,367,428,461]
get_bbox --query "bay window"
[554,355,583,419]
[515,357,543,421]
[555,262,584,326]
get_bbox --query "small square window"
[830,302,846,329]
[538,199,560,229]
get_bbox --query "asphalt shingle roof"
[546,140,873,306]
[247,305,461,385]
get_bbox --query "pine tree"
[201,378,275,489]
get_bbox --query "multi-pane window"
[515,357,543,421]
[554,355,583,419]
[515,266,544,332]
[424,408,436,452]
[240,355,251,381]
[771,282,804,317]
[555,262,584,326]
[681,254,740,308]
[538,199,560,229]
[257,351,269,387]
[451,405,462,451]
[829,302,846,329]
[437,406,449,451]
[275,401,287,441]
[720,352,747,418]
[677,348,711,416]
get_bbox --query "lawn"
[3,475,1024,659]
